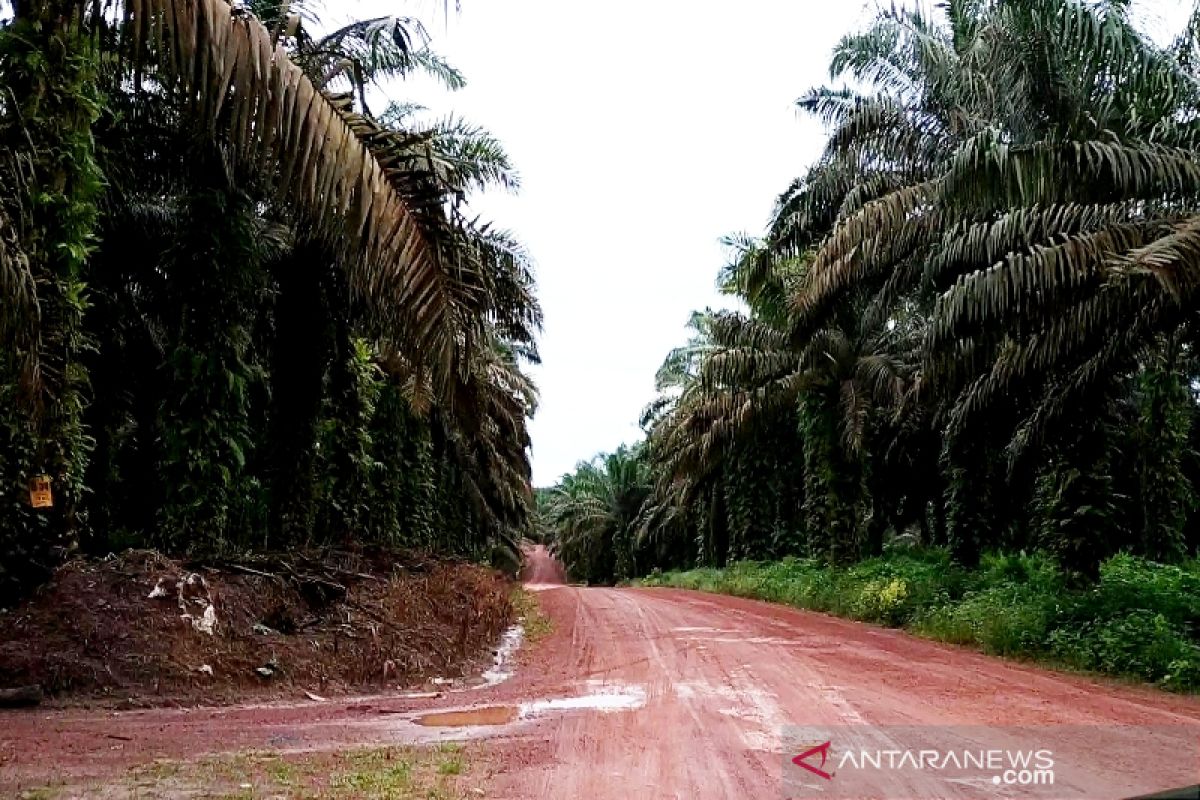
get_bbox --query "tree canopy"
[0,0,539,602]
[544,0,1200,585]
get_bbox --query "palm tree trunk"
[1,1,104,575]
[266,244,334,546]
[1133,341,1192,563]
[157,181,262,553]
[800,392,862,564]
[943,437,988,569]
[707,485,729,569]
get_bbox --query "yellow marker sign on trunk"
[28,476,53,508]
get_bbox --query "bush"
[1080,555,1200,631]
[844,551,969,624]
[975,551,1063,594]
[641,549,1200,691]
[913,583,1060,656]
[1049,610,1200,687]
[852,577,910,625]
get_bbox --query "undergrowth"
[642,548,1200,691]
[9,744,479,799]
[511,587,553,644]
[111,744,475,799]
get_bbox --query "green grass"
[27,745,482,799]
[642,548,1200,691]
[436,743,465,777]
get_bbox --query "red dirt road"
[519,544,566,585]
[4,546,1200,798]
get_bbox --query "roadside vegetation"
[0,0,539,608]
[21,744,479,799]
[542,0,1200,690]
[512,586,554,644]
[644,549,1200,690]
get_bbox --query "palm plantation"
[7,4,1200,798]
[0,0,539,602]
[6,0,1200,696]
[545,1,1200,688]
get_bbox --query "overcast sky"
[358,0,1191,487]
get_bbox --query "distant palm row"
[545,0,1200,584]
[0,0,538,603]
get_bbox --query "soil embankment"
[0,548,512,707]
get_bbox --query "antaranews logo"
[791,740,1054,785]
[781,725,1200,800]
[791,741,833,781]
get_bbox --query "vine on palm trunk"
[0,0,540,603]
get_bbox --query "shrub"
[1049,610,1200,687]
[852,577,910,625]
[640,548,1200,691]
[914,583,1060,656]
[1083,555,1200,630]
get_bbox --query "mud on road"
[4,545,1200,798]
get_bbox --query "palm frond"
[1118,214,1200,300]
[121,0,464,381]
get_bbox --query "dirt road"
[4,546,1200,798]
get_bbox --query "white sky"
[357,0,1191,486]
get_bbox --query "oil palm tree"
[546,446,651,584]
[788,0,1200,443]
[0,0,476,496]
[645,238,912,563]
[0,0,543,596]
[777,0,1200,568]
[543,0,1200,583]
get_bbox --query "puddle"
[416,706,519,727]
[519,688,645,716]
[414,684,646,728]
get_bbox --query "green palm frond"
[306,15,422,83]
[654,310,717,391]
[930,224,1151,352]
[796,179,940,321]
[942,136,1200,211]
[925,201,1143,286]
[417,114,520,196]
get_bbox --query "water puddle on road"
[429,623,524,692]
[520,689,646,715]
[416,706,519,727]
[522,583,564,592]
[414,684,646,729]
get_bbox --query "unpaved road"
[3,545,1199,798]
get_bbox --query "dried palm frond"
[113,0,462,381]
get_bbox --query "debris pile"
[0,548,513,706]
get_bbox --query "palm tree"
[646,236,911,564]
[0,0,466,502]
[545,446,651,584]
[789,0,1200,434]
[0,0,543,597]
[540,1,1200,583]
[777,0,1200,569]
